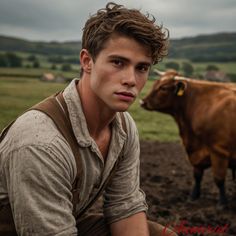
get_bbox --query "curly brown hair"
[82,2,169,65]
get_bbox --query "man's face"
[83,35,152,112]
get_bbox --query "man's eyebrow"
[108,55,152,66]
[108,55,130,62]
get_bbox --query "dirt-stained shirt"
[0,79,147,236]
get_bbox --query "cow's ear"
[175,81,187,96]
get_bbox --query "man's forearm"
[110,212,149,236]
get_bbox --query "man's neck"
[77,78,116,139]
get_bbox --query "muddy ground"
[140,141,236,236]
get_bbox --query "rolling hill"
[0,32,236,62]
[169,32,236,62]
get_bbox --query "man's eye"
[137,65,149,73]
[111,60,123,67]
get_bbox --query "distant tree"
[65,57,80,64]
[165,61,179,71]
[206,64,219,71]
[27,54,37,62]
[33,60,40,68]
[48,55,65,63]
[5,52,22,67]
[61,63,72,71]
[182,62,194,76]
[51,64,57,70]
[227,73,236,83]
[0,54,8,67]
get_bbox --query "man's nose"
[121,68,136,87]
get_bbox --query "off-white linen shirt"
[0,79,147,235]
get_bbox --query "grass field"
[0,67,80,79]
[0,77,65,129]
[1,58,236,142]
[0,76,180,142]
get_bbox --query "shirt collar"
[63,79,126,147]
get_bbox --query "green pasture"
[192,62,236,75]
[0,67,80,79]
[161,58,236,76]
[1,58,236,141]
[0,77,65,129]
[1,50,235,80]
[0,76,180,142]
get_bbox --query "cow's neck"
[172,81,224,141]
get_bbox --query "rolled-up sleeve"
[103,113,148,224]
[2,137,77,236]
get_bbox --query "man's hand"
[110,212,149,236]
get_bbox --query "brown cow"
[141,70,236,209]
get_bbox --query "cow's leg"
[210,153,229,208]
[231,167,235,180]
[214,178,227,207]
[229,158,236,180]
[191,167,203,200]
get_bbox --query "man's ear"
[80,49,93,74]
[174,81,187,96]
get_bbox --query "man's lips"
[115,91,135,97]
[115,91,136,102]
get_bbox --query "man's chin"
[107,100,134,112]
[111,105,130,113]
[115,102,133,112]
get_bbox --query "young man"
[0,2,177,236]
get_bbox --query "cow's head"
[140,70,188,114]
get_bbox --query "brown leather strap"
[0,120,15,143]
[0,204,17,235]
[30,92,84,215]
[31,92,83,180]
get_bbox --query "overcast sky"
[0,0,235,42]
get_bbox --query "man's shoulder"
[3,110,62,149]
[0,110,77,183]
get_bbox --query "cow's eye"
[160,85,169,91]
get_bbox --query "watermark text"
[162,220,229,236]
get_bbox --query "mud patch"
[140,141,236,236]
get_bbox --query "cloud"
[0,0,235,41]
